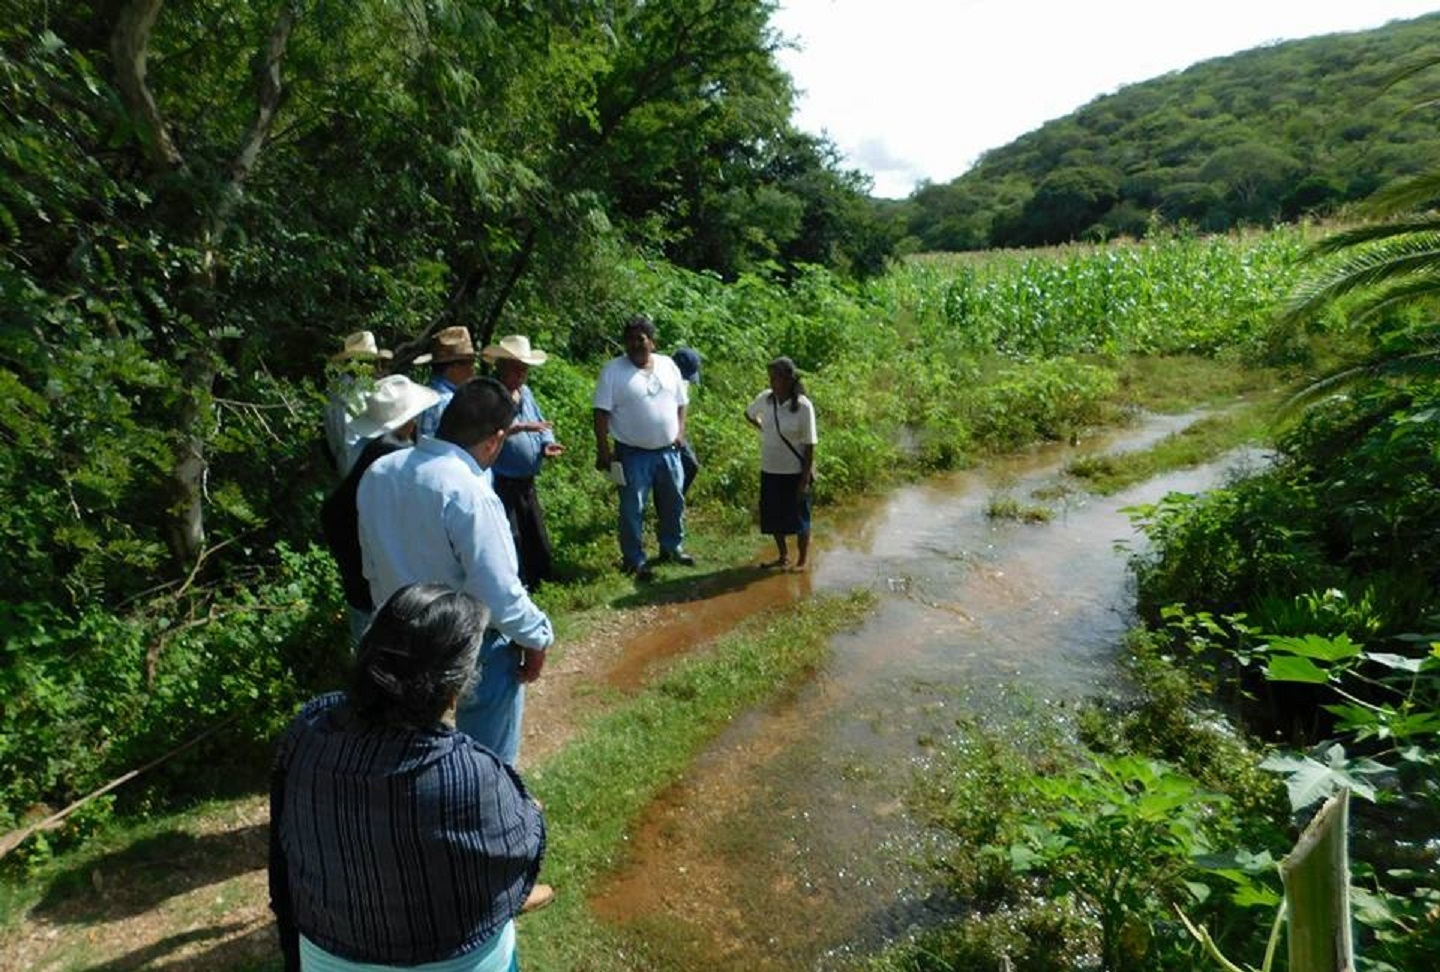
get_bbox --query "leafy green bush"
[0,545,345,837]
[998,755,1231,972]
[1132,378,1440,632]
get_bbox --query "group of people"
[274,315,818,970]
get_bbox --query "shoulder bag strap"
[771,395,806,466]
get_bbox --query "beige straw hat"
[413,326,476,366]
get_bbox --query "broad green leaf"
[1232,883,1283,908]
[1266,655,1329,684]
[1259,748,1380,810]
[1266,633,1363,662]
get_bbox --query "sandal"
[759,557,790,569]
[521,883,555,914]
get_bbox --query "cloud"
[846,137,924,198]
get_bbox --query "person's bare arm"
[593,408,612,472]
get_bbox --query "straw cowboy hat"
[413,326,476,366]
[331,330,393,362]
[347,375,441,439]
[481,334,549,366]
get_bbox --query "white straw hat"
[331,330,393,362]
[348,375,441,439]
[481,334,549,366]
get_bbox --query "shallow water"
[590,415,1269,969]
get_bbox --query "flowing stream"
[589,413,1270,970]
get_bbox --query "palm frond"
[1284,346,1440,413]
[1283,236,1440,322]
[1380,52,1440,92]
[1308,221,1440,255]
[1338,277,1440,324]
[1360,172,1440,219]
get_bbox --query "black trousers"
[493,474,553,590]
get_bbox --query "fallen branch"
[0,710,246,860]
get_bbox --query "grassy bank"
[1065,394,1279,495]
[522,591,874,971]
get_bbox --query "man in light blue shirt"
[485,335,565,591]
[357,377,553,765]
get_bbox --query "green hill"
[900,11,1440,251]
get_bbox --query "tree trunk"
[110,0,184,171]
[166,355,215,564]
[109,1,298,568]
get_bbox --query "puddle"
[589,413,1269,968]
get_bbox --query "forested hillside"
[898,11,1440,250]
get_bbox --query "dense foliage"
[896,12,1440,250]
[1,0,902,829]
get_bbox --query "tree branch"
[110,0,186,171]
[212,2,298,235]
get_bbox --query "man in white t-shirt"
[592,315,693,580]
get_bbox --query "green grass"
[985,494,1054,523]
[1110,355,1286,413]
[520,590,876,972]
[1065,394,1282,495]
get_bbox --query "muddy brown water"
[590,413,1269,970]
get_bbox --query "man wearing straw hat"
[414,325,478,439]
[324,330,392,476]
[320,375,439,644]
[484,334,565,591]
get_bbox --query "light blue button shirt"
[356,437,553,649]
[416,375,459,439]
[492,385,555,480]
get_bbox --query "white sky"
[772,1,1440,198]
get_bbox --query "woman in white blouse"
[743,356,818,570]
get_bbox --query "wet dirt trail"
[587,414,1269,970]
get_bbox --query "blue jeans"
[456,630,526,766]
[616,443,685,568]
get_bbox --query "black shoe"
[657,550,695,567]
[623,561,655,581]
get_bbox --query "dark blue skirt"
[759,471,811,536]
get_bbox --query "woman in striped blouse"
[269,584,546,971]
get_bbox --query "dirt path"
[2,602,676,972]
